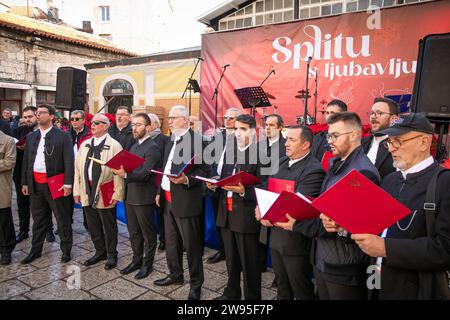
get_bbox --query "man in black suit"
[20,105,74,264]
[108,106,135,151]
[258,126,325,299]
[352,113,450,300]
[114,113,161,280]
[153,105,206,301]
[148,113,170,251]
[205,107,241,264]
[311,99,347,162]
[362,97,399,179]
[0,117,12,136]
[261,114,286,167]
[210,114,264,300]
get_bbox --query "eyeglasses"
[70,117,82,122]
[91,121,107,126]
[383,135,424,149]
[168,116,184,121]
[368,111,393,118]
[223,116,236,121]
[326,131,354,143]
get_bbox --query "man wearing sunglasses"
[352,113,450,299]
[73,114,124,270]
[362,98,399,179]
[69,110,92,155]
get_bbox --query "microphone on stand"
[197,57,204,61]
[222,64,230,69]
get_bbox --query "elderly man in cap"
[352,113,450,300]
[73,114,124,270]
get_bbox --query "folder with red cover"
[100,180,115,207]
[47,173,65,200]
[311,169,412,235]
[255,188,320,223]
[16,135,27,147]
[150,155,196,178]
[193,171,261,187]
[90,150,145,173]
[268,178,295,193]
[321,151,335,173]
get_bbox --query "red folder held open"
[47,173,65,200]
[100,180,115,207]
[150,155,196,178]
[268,178,295,193]
[90,150,145,173]
[193,171,261,187]
[312,169,412,235]
[255,188,320,223]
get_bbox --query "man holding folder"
[256,125,325,299]
[113,113,161,279]
[21,105,74,264]
[73,114,124,270]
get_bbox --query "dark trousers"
[124,202,157,266]
[210,194,224,254]
[0,207,16,254]
[84,206,118,258]
[29,183,73,255]
[271,249,315,300]
[314,268,367,300]
[164,202,204,291]
[156,195,165,245]
[221,227,261,300]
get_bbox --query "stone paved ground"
[0,191,276,300]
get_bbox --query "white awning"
[33,85,56,91]
[0,82,32,90]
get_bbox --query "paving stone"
[0,261,38,282]
[203,269,228,291]
[24,280,97,300]
[78,265,121,291]
[0,279,31,299]
[90,278,147,300]
[168,284,221,300]
[135,290,170,300]
[18,263,81,288]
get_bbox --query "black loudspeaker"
[412,33,450,123]
[55,67,87,111]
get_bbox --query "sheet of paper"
[255,188,279,218]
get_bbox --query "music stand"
[234,87,271,118]
[188,79,201,94]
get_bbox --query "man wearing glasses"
[352,113,450,300]
[362,98,399,179]
[205,107,241,264]
[73,114,124,270]
[281,112,380,299]
[69,110,92,155]
[21,105,74,264]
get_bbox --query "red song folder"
[90,150,145,173]
[311,169,412,235]
[255,188,320,223]
[47,173,65,200]
[150,155,196,177]
[193,171,261,187]
[100,180,115,207]
[321,151,335,173]
[268,178,295,193]
[16,135,27,147]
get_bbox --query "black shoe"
[83,253,107,266]
[213,295,229,300]
[158,242,165,251]
[21,252,42,264]
[61,253,71,263]
[15,231,29,243]
[271,278,277,288]
[46,230,55,243]
[206,251,225,264]
[120,261,142,275]
[104,256,118,270]
[188,288,201,300]
[0,253,12,265]
[153,275,184,286]
[134,266,153,280]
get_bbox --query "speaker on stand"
[55,67,87,112]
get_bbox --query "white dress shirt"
[288,152,310,168]
[161,129,189,192]
[367,135,387,165]
[33,126,53,173]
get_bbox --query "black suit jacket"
[21,127,74,194]
[12,125,33,182]
[151,132,170,165]
[108,123,136,151]
[362,135,396,180]
[0,118,12,136]
[160,129,207,218]
[125,137,161,206]
[260,154,325,256]
[216,142,265,234]
[311,131,330,162]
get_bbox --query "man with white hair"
[147,113,170,251]
[73,114,124,270]
[153,105,207,300]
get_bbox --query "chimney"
[82,21,93,34]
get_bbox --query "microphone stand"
[313,69,318,125]
[212,66,228,129]
[182,58,202,115]
[303,57,312,125]
[260,69,275,87]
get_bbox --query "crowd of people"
[0,98,449,300]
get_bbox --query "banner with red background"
[200,1,450,132]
